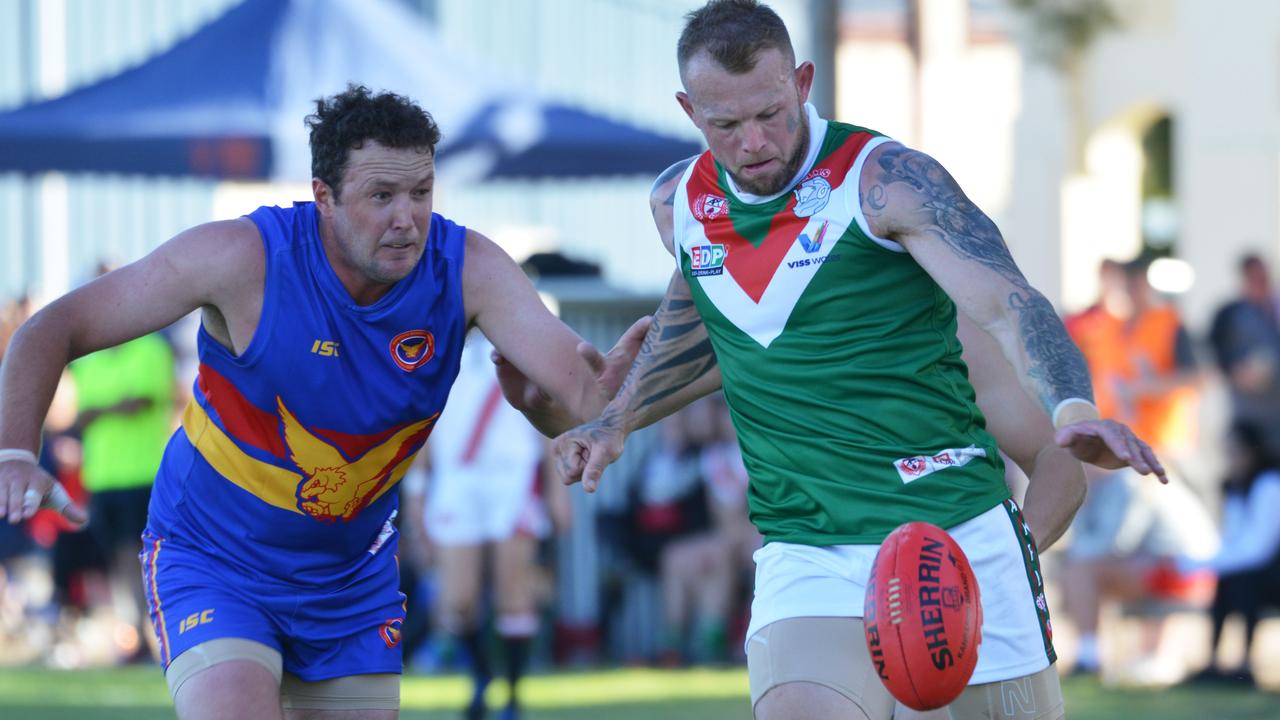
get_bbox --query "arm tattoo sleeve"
[602,277,717,427]
[651,156,697,209]
[872,145,1094,410]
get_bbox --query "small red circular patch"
[389,330,434,372]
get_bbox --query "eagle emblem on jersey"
[278,399,433,522]
[390,330,435,372]
[794,173,832,218]
[693,192,729,221]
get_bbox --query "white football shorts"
[746,499,1055,685]
[424,463,548,546]
[423,334,549,546]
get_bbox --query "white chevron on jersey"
[674,135,893,349]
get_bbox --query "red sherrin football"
[863,521,982,711]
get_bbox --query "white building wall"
[1175,0,1280,330]
[1013,0,1280,325]
[837,0,1280,328]
[836,0,1039,295]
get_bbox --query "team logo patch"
[689,244,728,277]
[380,617,404,648]
[900,457,928,477]
[390,330,434,372]
[893,446,987,483]
[794,172,832,218]
[692,193,729,221]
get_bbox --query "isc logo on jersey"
[690,244,727,277]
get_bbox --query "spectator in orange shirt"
[1063,259,1128,423]
[1065,258,1200,451]
[1061,257,1212,681]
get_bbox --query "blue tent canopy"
[0,0,701,180]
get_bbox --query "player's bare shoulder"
[649,155,699,256]
[174,217,265,304]
[170,217,266,354]
[460,227,506,285]
[858,140,920,240]
[41,216,267,358]
[649,155,699,211]
[460,228,527,329]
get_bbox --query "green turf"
[0,666,1276,719]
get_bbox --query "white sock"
[1077,634,1100,668]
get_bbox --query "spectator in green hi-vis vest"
[70,265,176,664]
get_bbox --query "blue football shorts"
[139,529,407,681]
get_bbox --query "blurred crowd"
[1055,252,1280,687]
[1,251,1278,692]
[0,265,179,669]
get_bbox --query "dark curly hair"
[305,84,442,200]
[677,0,794,81]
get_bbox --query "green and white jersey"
[673,104,1010,545]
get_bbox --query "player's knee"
[754,681,871,720]
[493,583,537,615]
[493,572,535,606]
[747,619,893,719]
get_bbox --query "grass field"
[0,665,1276,719]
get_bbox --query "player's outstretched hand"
[553,419,626,493]
[577,315,653,404]
[493,315,652,419]
[1055,419,1168,484]
[0,458,88,527]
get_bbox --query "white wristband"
[1051,398,1098,428]
[0,449,39,466]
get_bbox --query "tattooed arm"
[553,157,724,491]
[862,142,1165,480]
[649,156,700,253]
[957,315,1084,549]
[599,271,722,428]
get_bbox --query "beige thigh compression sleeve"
[165,637,399,711]
[165,638,283,699]
[746,617,896,718]
[280,672,400,711]
[947,665,1064,720]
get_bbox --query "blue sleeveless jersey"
[147,202,466,588]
